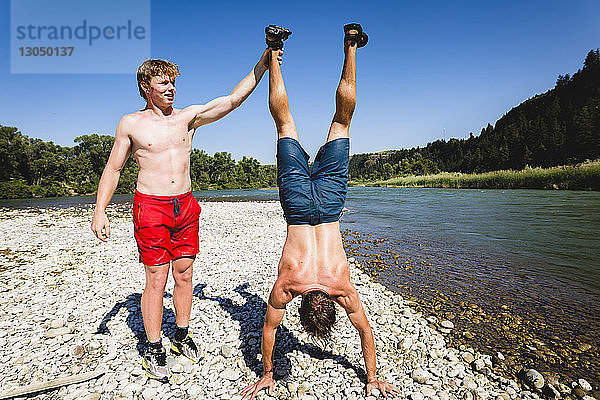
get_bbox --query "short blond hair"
[136,59,180,100]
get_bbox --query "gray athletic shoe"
[170,334,203,363]
[142,346,170,383]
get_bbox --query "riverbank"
[350,161,600,190]
[0,203,595,399]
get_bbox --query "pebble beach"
[0,202,594,400]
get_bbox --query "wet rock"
[461,352,475,364]
[492,352,505,367]
[578,379,592,392]
[542,384,562,399]
[557,383,571,395]
[472,359,485,372]
[523,369,545,390]
[542,372,560,387]
[440,320,454,329]
[578,343,592,352]
[463,331,475,340]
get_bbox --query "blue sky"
[1,0,599,164]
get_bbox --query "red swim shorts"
[133,190,202,266]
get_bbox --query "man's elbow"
[353,318,373,337]
[103,164,123,178]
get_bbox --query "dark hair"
[298,290,336,339]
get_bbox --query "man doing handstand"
[241,24,400,399]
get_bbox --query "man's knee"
[173,260,194,284]
[277,123,297,139]
[328,121,350,140]
[145,266,169,291]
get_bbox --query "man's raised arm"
[187,49,283,130]
[337,286,401,398]
[90,116,133,242]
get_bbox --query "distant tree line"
[0,128,276,199]
[350,49,600,181]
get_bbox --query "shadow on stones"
[96,292,176,356]
[193,282,366,382]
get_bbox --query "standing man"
[91,49,282,382]
[241,25,400,399]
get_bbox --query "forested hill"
[350,49,600,181]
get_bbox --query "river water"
[342,187,600,335]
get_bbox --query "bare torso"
[126,108,195,196]
[276,222,351,299]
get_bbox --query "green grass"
[350,161,600,190]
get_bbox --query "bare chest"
[131,117,192,154]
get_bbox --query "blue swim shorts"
[276,137,349,225]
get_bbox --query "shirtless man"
[241,25,400,399]
[91,49,282,382]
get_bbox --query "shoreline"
[3,161,599,203]
[0,188,280,206]
[350,160,600,191]
[0,202,596,399]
